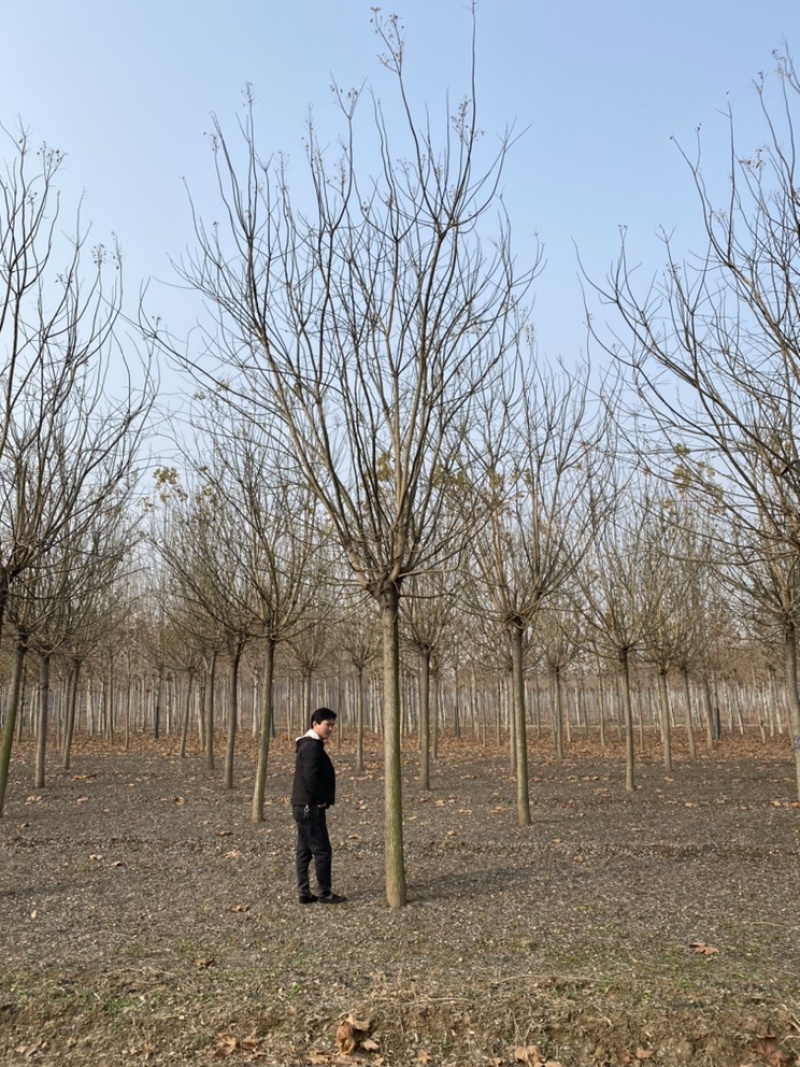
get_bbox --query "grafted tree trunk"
[418,645,431,791]
[252,637,277,823]
[354,664,366,774]
[619,647,636,793]
[657,667,673,773]
[508,620,531,827]
[0,629,29,817]
[224,638,246,790]
[552,668,565,762]
[381,587,407,909]
[62,656,82,770]
[681,667,697,761]
[783,623,800,801]
[34,650,52,790]
[179,671,195,760]
[206,651,217,771]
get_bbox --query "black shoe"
[298,893,318,905]
[318,892,347,904]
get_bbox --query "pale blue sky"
[1,1,798,371]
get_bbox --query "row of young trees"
[1,599,784,755]
[0,127,154,815]
[4,11,800,906]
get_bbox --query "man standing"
[291,707,346,905]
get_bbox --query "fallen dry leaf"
[688,940,719,956]
[514,1044,545,1066]
[241,1030,260,1051]
[335,1013,373,1055]
[215,1032,237,1056]
[752,1035,792,1067]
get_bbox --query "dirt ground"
[1,732,799,1067]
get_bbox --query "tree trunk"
[682,667,697,761]
[509,621,531,827]
[252,637,277,823]
[0,630,29,817]
[206,651,217,771]
[224,640,244,790]
[657,667,672,773]
[62,657,82,770]
[431,668,440,760]
[34,650,51,790]
[553,668,564,762]
[619,647,636,792]
[701,673,715,750]
[381,587,407,909]
[354,663,365,773]
[783,623,800,802]
[153,664,163,740]
[598,666,607,748]
[418,645,431,791]
[179,672,194,759]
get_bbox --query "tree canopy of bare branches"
[155,11,538,906]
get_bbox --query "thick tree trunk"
[354,664,365,773]
[418,646,431,791]
[509,621,531,827]
[657,667,673,773]
[701,674,715,750]
[619,647,636,792]
[179,671,194,759]
[598,664,607,748]
[62,657,82,770]
[381,588,407,909]
[34,651,51,790]
[0,630,28,817]
[206,651,217,771]
[224,640,244,790]
[252,637,277,823]
[681,668,697,761]
[553,668,564,762]
[783,623,800,802]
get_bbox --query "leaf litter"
[0,734,799,1066]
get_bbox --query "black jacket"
[291,734,336,807]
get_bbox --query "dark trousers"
[292,805,332,896]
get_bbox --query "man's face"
[312,718,335,741]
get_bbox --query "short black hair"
[310,707,337,725]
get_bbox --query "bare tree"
[402,565,456,790]
[337,602,381,773]
[34,501,140,780]
[157,477,258,789]
[637,495,704,771]
[471,355,609,824]
[535,597,583,761]
[0,126,153,812]
[183,397,329,821]
[157,12,536,906]
[587,52,800,794]
[576,486,658,792]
